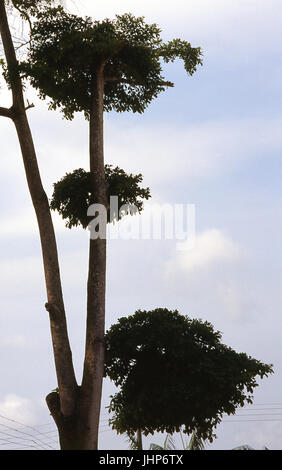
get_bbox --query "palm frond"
[186,430,205,450]
[232,445,255,450]
[149,443,165,450]
[126,433,139,450]
[163,433,176,450]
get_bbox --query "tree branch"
[15,38,31,51]
[0,105,13,118]
[105,39,127,62]
[104,76,174,88]
[11,2,32,31]
[25,100,34,111]
[46,391,62,429]
[0,0,25,110]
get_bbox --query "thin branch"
[25,100,34,111]
[104,76,174,88]
[11,2,32,31]
[0,0,25,109]
[15,38,30,51]
[104,76,121,83]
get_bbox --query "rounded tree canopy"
[20,7,203,118]
[104,309,273,441]
[50,165,151,228]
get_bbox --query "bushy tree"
[105,309,273,443]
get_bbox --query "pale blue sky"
[0,0,282,450]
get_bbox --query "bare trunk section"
[0,0,77,419]
[79,65,107,449]
[12,114,78,415]
[137,429,143,450]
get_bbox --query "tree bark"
[78,64,107,449]
[0,0,77,418]
[137,429,143,450]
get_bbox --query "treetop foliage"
[7,0,62,17]
[50,166,151,228]
[104,309,273,441]
[19,7,203,118]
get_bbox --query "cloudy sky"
[0,0,282,450]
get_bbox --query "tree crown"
[20,7,203,119]
[105,309,273,441]
[50,165,151,228]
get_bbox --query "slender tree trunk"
[137,429,143,450]
[0,0,77,427]
[78,64,107,449]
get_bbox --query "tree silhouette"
[105,309,273,443]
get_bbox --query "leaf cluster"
[20,8,203,119]
[50,165,151,228]
[8,0,62,17]
[104,309,273,442]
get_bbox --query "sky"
[0,0,282,450]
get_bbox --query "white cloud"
[0,394,37,425]
[165,228,240,276]
[182,229,240,270]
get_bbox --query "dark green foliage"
[7,1,61,18]
[50,166,151,228]
[20,7,202,119]
[10,0,53,9]
[104,309,273,442]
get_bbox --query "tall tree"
[0,0,79,436]
[1,2,202,449]
[104,309,273,442]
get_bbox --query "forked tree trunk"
[0,2,107,450]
